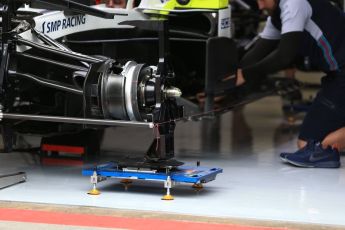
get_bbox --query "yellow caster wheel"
[192,183,203,191]
[162,194,174,200]
[88,188,100,195]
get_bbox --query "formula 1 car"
[0,0,186,167]
[0,0,305,170]
[60,0,238,115]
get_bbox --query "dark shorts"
[299,73,345,141]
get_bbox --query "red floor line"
[0,208,287,230]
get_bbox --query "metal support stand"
[161,167,174,200]
[204,37,238,114]
[87,171,100,195]
[0,172,26,189]
[162,175,174,200]
[0,7,27,188]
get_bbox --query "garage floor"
[1,74,345,229]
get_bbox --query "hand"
[236,69,245,86]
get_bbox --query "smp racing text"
[42,15,86,34]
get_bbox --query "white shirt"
[260,0,312,39]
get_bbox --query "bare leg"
[297,139,307,149]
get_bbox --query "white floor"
[1,95,345,227]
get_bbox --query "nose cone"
[164,87,182,98]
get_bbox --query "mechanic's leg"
[297,126,345,150]
[298,75,345,150]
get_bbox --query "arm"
[240,38,279,68]
[236,17,280,85]
[242,31,303,78]
[240,16,281,68]
[238,0,311,84]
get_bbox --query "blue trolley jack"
[82,161,222,200]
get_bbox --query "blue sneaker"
[284,142,340,168]
[280,140,317,162]
[280,152,292,162]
